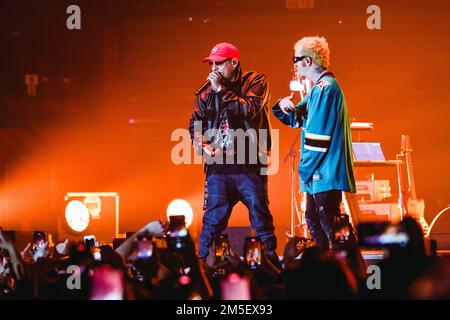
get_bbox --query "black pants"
[305,190,342,251]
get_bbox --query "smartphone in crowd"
[169,215,188,236]
[167,215,188,251]
[244,236,262,269]
[334,214,352,244]
[214,234,230,261]
[83,235,101,260]
[32,231,47,252]
[84,235,97,248]
[358,222,409,248]
[136,235,155,260]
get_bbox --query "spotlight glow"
[166,199,193,228]
[65,200,90,232]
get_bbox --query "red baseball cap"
[201,42,240,63]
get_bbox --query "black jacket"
[189,67,272,174]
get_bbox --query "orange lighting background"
[0,0,449,244]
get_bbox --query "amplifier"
[356,179,392,202]
[358,202,401,223]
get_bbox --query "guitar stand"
[284,132,311,240]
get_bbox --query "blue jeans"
[198,173,277,258]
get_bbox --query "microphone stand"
[284,131,310,240]
[281,76,313,241]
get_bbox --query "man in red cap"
[189,42,278,262]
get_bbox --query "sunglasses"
[292,56,308,64]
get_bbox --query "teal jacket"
[273,72,356,194]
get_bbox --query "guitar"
[400,134,429,236]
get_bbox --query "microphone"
[195,81,210,96]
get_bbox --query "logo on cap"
[211,47,218,54]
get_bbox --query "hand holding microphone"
[279,92,295,115]
[207,71,224,92]
[195,71,224,95]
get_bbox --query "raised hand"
[278,92,295,115]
